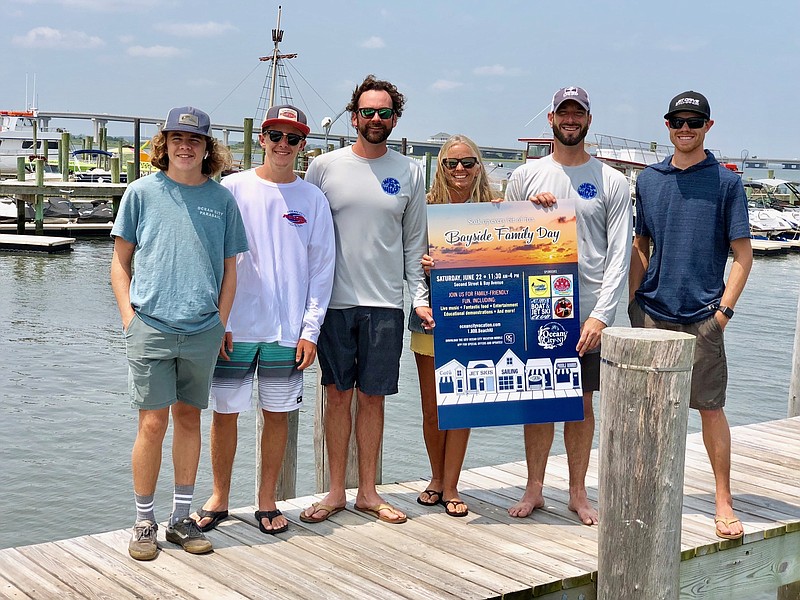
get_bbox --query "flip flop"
[416,489,443,507]
[714,516,743,540]
[194,508,229,532]
[298,502,345,523]
[354,503,407,524]
[443,499,469,517]
[255,509,288,535]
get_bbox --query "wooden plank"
[0,571,32,599]
[0,548,83,599]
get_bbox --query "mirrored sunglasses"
[357,107,394,119]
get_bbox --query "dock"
[1,417,798,599]
[0,233,74,253]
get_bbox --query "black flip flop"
[195,508,229,532]
[255,509,289,535]
[417,489,443,507]
[443,499,469,517]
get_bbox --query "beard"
[358,120,392,144]
[552,122,589,147]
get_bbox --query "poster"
[427,200,584,429]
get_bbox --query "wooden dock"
[0,233,74,253]
[1,418,798,599]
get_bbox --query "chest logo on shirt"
[577,182,597,199]
[283,210,308,226]
[382,177,401,195]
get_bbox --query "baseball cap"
[260,105,310,136]
[161,106,212,137]
[552,86,590,113]
[664,91,711,120]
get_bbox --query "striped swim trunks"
[210,341,303,413]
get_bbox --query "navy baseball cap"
[664,91,711,120]
[552,86,590,113]
[162,106,212,137]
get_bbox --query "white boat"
[743,181,800,251]
[0,110,61,176]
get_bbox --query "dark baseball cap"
[664,91,711,120]
[552,86,590,113]
[161,106,212,137]
[260,104,310,136]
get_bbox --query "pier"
[1,417,797,599]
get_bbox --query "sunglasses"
[442,157,478,170]
[667,116,707,130]
[357,107,394,120]
[263,130,305,146]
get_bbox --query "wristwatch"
[716,305,734,319]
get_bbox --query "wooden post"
[425,152,432,192]
[125,162,135,188]
[598,327,696,600]
[401,137,407,156]
[16,157,27,235]
[243,118,253,171]
[85,135,93,151]
[133,119,141,181]
[313,371,382,492]
[60,131,70,180]
[34,159,45,236]
[254,408,299,502]
[788,290,800,418]
[110,157,120,184]
[778,581,800,600]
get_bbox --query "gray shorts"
[628,301,727,410]
[317,307,404,396]
[124,314,225,411]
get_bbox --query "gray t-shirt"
[505,155,632,326]
[111,171,248,334]
[305,147,428,311]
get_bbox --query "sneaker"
[165,517,213,554]
[128,520,158,561]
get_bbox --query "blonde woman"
[411,134,494,517]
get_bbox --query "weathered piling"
[243,118,253,171]
[60,131,70,181]
[789,291,800,418]
[34,159,45,235]
[16,157,27,235]
[598,327,696,600]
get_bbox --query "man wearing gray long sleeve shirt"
[301,75,433,525]
[505,87,632,525]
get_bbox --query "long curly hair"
[346,74,406,117]
[149,131,232,177]
[428,134,493,205]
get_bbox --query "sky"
[3,0,798,159]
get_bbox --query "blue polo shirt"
[633,151,749,324]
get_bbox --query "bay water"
[1,239,797,559]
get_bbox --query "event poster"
[427,200,584,430]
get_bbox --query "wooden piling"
[789,291,800,418]
[60,131,70,180]
[16,157,27,235]
[34,159,45,235]
[243,118,253,171]
[110,157,120,184]
[598,327,696,600]
[425,152,432,192]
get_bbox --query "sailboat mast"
[268,7,283,109]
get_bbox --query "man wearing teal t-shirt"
[111,106,248,560]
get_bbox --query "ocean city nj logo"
[577,182,597,199]
[381,177,401,195]
[283,210,308,226]
[537,322,568,350]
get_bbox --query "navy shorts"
[317,307,404,396]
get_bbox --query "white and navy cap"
[161,106,212,137]
[664,91,711,120]
[552,86,590,113]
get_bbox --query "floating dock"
[1,417,798,599]
[0,233,74,253]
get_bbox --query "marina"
[0,418,798,599]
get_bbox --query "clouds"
[473,64,523,77]
[12,27,104,48]
[126,45,185,58]
[360,36,386,49]
[155,21,236,37]
[431,79,464,92]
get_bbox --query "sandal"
[255,509,288,535]
[416,489,443,507]
[444,499,469,517]
[194,508,228,532]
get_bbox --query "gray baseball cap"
[552,86,590,113]
[162,106,212,137]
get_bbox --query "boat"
[0,109,62,176]
[71,149,128,183]
[743,181,800,252]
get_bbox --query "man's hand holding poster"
[427,200,584,429]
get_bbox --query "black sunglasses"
[667,116,707,130]
[442,157,478,170]
[357,107,394,119]
[263,130,305,145]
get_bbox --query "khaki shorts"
[410,331,434,357]
[628,300,727,410]
[124,314,225,411]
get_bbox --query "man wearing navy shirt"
[629,90,752,540]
